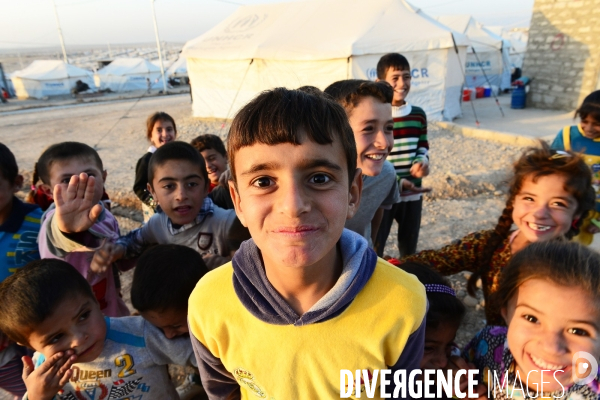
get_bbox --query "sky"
[0,0,534,50]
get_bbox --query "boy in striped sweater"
[375,53,431,257]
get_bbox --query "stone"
[463,296,479,307]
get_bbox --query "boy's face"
[46,157,106,204]
[0,173,23,224]
[140,308,188,339]
[382,67,411,106]
[580,116,600,139]
[148,160,208,226]
[349,96,393,177]
[200,149,228,185]
[25,294,106,363]
[230,132,361,271]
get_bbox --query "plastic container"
[484,87,492,97]
[476,87,485,98]
[462,89,471,101]
[511,85,526,109]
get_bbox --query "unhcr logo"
[224,14,268,33]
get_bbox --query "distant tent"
[437,15,512,90]
[166,56,188,78]
[182,0,469,121]
[10,60,94,99]
[95,58,164,92]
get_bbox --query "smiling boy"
[188,87,427,399]
[0,259,197,400]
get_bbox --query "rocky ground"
[0,94,528,399]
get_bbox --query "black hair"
[324,79,393,116]
[399,261,465,329]
[0,143,18,183]
[227,87,357,185]
[376,53,411,80]
[147,141,209,189]
[131,245,208,313]
[190,134,227,157]
[0,259,96,346]
[576,90,600,123]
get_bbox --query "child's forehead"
[50,156,102,173]
[154,159,205,177]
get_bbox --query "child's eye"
[79,310,90,321]
[309,174,331,185]
[551,201,567,208]
[567,328,590,337]
[187,182,199,188]
[61,178,70,184]
[524,314,538,323]
[385,124,394,132]
[252,177,273,188]
[49,333,64,344]
[162,184,175,190]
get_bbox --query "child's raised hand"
[22,350,76,400]
[410,161,430,178]
[91,240,125,275]
[400,178,432,194]
[54,173,103,233]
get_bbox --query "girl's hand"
[91,241,125,275]
[410,161,430,178]
[22,351,77,400]
[400,179,432,194]
[54,173,102,233]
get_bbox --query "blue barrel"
[511,85,526,109]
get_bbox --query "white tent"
[437,15,512,90]
[95,58,164,92]
[166,56,188,78]
[182,0,468,121]
[10,60,95,99]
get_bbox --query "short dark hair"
[0,259,96,346]
[576,90,600,123]
[399,261,465,330]
[147,141,209,189]
[376,53,410,80]
[0,143,18,183]
[324,80,393,116]
[228,87,357,185]
[190,134,227,157]
[131,245,208,313]
[146,111,177,140]
[34,142,104,185]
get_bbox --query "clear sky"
[1,0,534,50]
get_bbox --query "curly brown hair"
[467,141,596,295]
[323,79,393,116]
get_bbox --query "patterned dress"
[464,326,600,399]
[402,229,513,324]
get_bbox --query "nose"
[163,328,178,339]
[532,204,551,218]
[541,330,567,355]
[71,330,88,349]
[374,129,391,151]
[277,180,310,217]
[175,185,188,201]
[430,351,448,369]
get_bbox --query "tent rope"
[93,93,147,149]
[221,58,254,131]
[471,46,505,117]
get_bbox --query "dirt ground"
[0,93,526,398]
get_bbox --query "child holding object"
[188,87,427,398]
[401,143,595,325]
[464,241,600,399]
[551,90,600,245]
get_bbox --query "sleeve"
[414,109,429,164]
[133,154,154,206]
[550,130,565,150]
[41,212,102,257]
[116,217,158,259]
[189,329,240,400]
[400,230,492,276]
[388,318,426,399]
[381,176,400,209]
[144,319,197,368]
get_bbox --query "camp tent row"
[182,0,469,121]
[10,60,95,99]
[94,58,165,92]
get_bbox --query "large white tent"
[437,15,512,90]
[167,56,188,79]
[95,58,164,92]
[182,0,468,121]
[10,60,94,99]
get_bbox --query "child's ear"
[12,174,24,193]
[346,168,363,220]
[229,180,247,227]
[101,170,108,183]
[147,183,157,202]
[40,184,53,198]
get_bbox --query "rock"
[494,190,503,196]
[457,290,466,299]
[479,299,485,307]
[462,271,473,279]
[463,296,479,307]
[476,279,482,289]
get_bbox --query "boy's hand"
[22,351,76,400]
[410,161,429,178]
[400,179,431,194]
[90,240,125,275]
[54,173,103,233]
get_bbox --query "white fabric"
[437,15,512,90]
[166,56,188,77]
[182,0,468,121]
[95,58,164,92]
[10,60,94,99]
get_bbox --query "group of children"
[0,51,599,399]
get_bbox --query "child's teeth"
[529,223,550,231]
[530,354,565,370]
[367,154,383,160]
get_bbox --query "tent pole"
[452,33,479,127]
[51,0,68,63]
[471,46,504,117]
[150,0,168,94]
